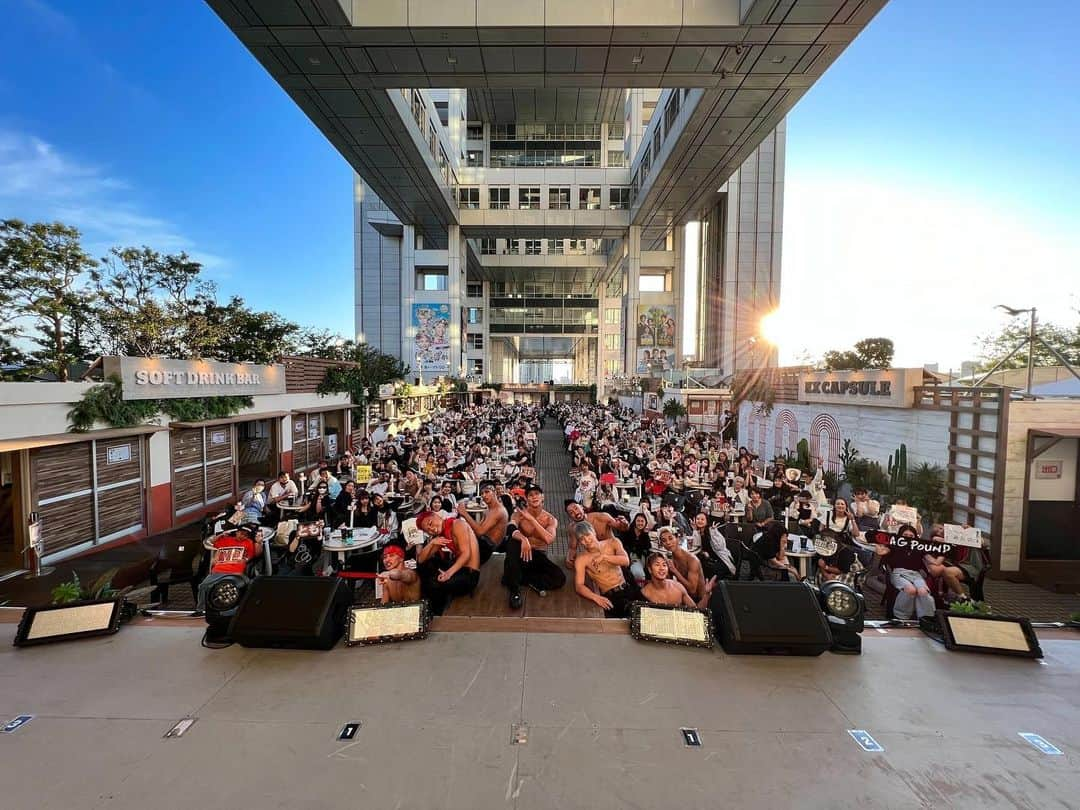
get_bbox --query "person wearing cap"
[415,509,481,614]
[503,484,566,609]
[377,544,420,604]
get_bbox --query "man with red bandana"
[376,544,421,604]
[415,509,480,614]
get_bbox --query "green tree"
[823,337,895,370]
[87,247,220,358]
[199,296,300,364]
[662,397,687,425]
[0,219,97,380]
[317,344,410,412]
[976,311,1079,370]
[293,328,355,360]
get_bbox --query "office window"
[466,123,483,140]
[457,187,480,209]
[467,307,483,324]
[609,120,625,139]
[519,187,540,209]
[471,358,484,376]
[465,150,483,167]
[579,187,601,210]
[607,150,625,167]
[468,332,484,350]
[549,187,571,210]
[524,240,542,255]
[604,307,620,324]
[567,239,587,255]
[418,271,448,291]
[550,239,564,255]
[603,334,620,351]
[489,187,510,209]
[639,274,666,292]
[479,239,496,255]
[603,358,623,375]
[652,128,662,161]
[608,187,630,210]
[664,91,680,131]
[466,282,483,298]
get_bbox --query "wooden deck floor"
[443,418,604,621]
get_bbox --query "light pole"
[976,305,1080,396]
[362,387,371,442]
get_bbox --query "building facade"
[207,0,886,395]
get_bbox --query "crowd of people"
[199,398,986,622]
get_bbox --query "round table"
[615,481,642,500]
[785,548,817,581]
[323,528,382,567]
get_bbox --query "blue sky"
[2,0,1077,369]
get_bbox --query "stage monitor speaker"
[14,599,123,647]
[229,577,351,650]
[713,581,832,656]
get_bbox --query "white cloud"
[0,129,228,270]
[779,169,1080,370]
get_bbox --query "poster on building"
[636,305,676,348]
[636,347,675,375]
[412,303,451,374]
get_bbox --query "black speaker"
[712,581,832,656]
[229,577,352,650]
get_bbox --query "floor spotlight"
[818,580,865,655]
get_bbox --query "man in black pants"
[415,510,481,615]
[502,484,566,609]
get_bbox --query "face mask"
[253,486,264,494]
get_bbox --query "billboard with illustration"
[412,302,451,373]
[635,304,676,375]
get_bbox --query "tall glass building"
[208,0,886,392]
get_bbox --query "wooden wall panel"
[171,429,203,469]
[206,426,233,462]
[32,443,92,502]
[95,438,142,487]
[174,468,204,511]
[38,495,94,556]
[98,483,143,538]
[206,463,234,504]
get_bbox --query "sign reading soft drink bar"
[104,356,286,401]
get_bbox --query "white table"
[323,528,382,567]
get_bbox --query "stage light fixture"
[14,598,126,647]
[204,574,247,644]
[346,601,431,646]
[818,581,865,655]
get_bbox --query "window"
[604,307,620,324]
[567,239,587,255]
[609,120,625,139]
[549,187,571,210]
[607,150,625,167]
[608,187,630,210]
[550,239,564,255]
[466,282,483,298]
[418,271,448,291]
[467,307,483,324]
[489,187,510,209]
[465,150,483,167]
[471,359,484,377]
[579,187,601,210]
[639,274,666,292]
[457,187,479,209]
[664,91,680,131]
[479,239,496,255]
[519,187,540,210]
[652,128,662,162]
[434,101,448,126]
[468,332,484,350]
[603,334,620,351]
[524,240,542,255]
[466,123,483,140]
[428,122,438,157]
[604,358,623,376]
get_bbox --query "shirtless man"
[572,521,638,618]
[640,552,715,609]
[456,483,509,565]
[564,500,630,569]
[376,544,420,604]
[658,527,706,602]
[503,484,566,609]
[415,510,481,615]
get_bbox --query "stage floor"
[1,624,1077,809]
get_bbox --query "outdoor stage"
[1,618,1077,809]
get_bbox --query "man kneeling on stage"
[503,484,566,609]
[416,510,480,615]
[572,521,640,619]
